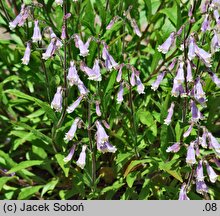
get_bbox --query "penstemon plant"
[0,0,220,200]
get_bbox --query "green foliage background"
[0,0,220,200]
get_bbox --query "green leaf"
[55,153,70,177]
[18,185,43,200]
[7,160,44,174]
[0,176,17,191]
[126,172,137,188]
[5,89,57,123]
[41,178,59,197]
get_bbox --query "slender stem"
[87,100,96,191]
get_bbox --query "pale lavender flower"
[74,34,91,57]
[195,141,200,156]
[201,0,209,13]
[18,6,30,27]
[196,160,204,181]
[136,73,145,94]
[106,16,120,30]
[200,127,208,148]
[168,58,177,71]
[188,36,196,60]
[209,72,220,87]
[201,14,210,32]
[208,132,220,153]
[164,102,175,125]
[211,30,220,53]
[117,83,124,104]
[186,142,196,165]
[130,18,142,37]
[178,183,190,200]
[171,80,181,97]
[67,61,80,86]
[183,123,194,138]
[67,95,83,113]
[177,25,184,36]
[166,142,180,153]
[61,25,66,40]
[32,20,42,42]
[9,4,25,30]
[214,158,220,167]
[42,38,57,60]
[64,118,81,142]
[151,71,165,91]
[205,160,218,183]
[55,0,63,6]
[51,86,63,112]
[21,42,31,65]
[95,121,117,153]
[174,62,184,84]
[116,64,124,82]
[130,69,136,86]
[80,60,102,81]
[101,120,110,129]
[191,100,204,122]
[195,45,212,67]
[77,82,89,95]
[158,32,175,54]
[213,10,220,23]
[102,44,118,70]
[196,180,208,194]
[195,78,206,103]
[50,30,62,48]
[63,145,76,163]
[76,145,87,169]
[95,101,102,116]
[186,60,193,82]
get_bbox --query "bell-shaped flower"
[21,42,31,65]
[95,101,102,116]
[166,142,180,153]
[9,4,25,30]
[151,71,165,91]
[136,73,145,94]
[211,30,220,53]
[130,18,142,37]
[168,58,177,71]
[64,118,81,142]
[42,38,57,60]
[67,61,80,86]
[117,83,124,104]
[186,142,196,165]
[74,34,91,57]
[196,180,208,194]
[200,127,208,148]
[130,69,136,86]
[178,183,190,200]
[191,100,204,122]
[102,44,118,70]
[95,121,117,153]
[196,160,204,181]
[158,32,175,54]
[76,145,87,169]
[208,132,220,154]
[195,45,212,67]
[67,95,83,113]
[174,61,184,84]
[80,60,101,81]
[77,82,89,96]
[201,14,210,32]
[194,78,206,103]
[116,64,124,82]
[51,86,63,112]
[164,102,175,125]
[61,25,66,40]
[106,16,120,30]
[32,20,42,42]
[63,145,76,163]
[214,10,220,23]
[183,123,194,138]
[188,36,196,60]
[209,72,220,87]
[205,160,218,183]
